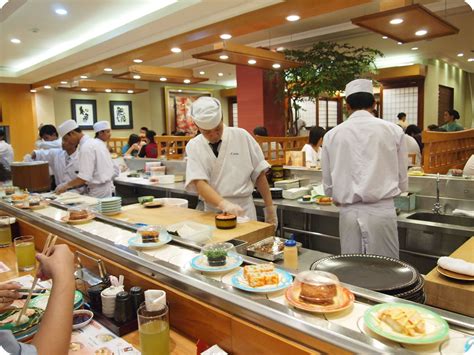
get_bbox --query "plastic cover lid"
[295,270,340,286]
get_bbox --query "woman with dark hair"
[441,109,464,132]
[138,130,158,158]
[404,125,422,167]
[122,134,142,157]
[301,126,326,168]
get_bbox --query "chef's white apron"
[87,181,114,198]
[338,198,399,259]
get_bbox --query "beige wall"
[424,59,472,129]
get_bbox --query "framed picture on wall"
[71,99,97,129]
[109,101,133,129]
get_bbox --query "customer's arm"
[31,245,75,355]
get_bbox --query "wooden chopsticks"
[16,233,58,325]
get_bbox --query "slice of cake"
[140,230,159,243]
[299,282,337,305]
[246,271,279,288]
[243,263,274,280]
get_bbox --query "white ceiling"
[0,0,473,85]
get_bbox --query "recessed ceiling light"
[104,68,113,72]
[220,33,232,40]
[468,58,474,62]
[171,47,182,53]
[60,81,68,84]
[55,8,68,15]
[276,47,285,51]
[30,89,37,93]
[81,88,88,92]
[178,89,182,92]
[389,18,404,25]
[397,42,403,45]
[219,55,229,60]
[133,59,143,63]
[183,79,191,84]
[199,71,205,75]
[80,75,88,79]
[10,38,21,44]
[248,59,256,65]
[105,89,112,93]
[127,90,134,94]
[286,15,300,22]
[415,29,428,36]
[272,63,281,69]
[218,72,224,77]
[411,47,418,50]
[44,85,51,89]
[457,53,464,57]
[133,75,141,79]
[159,77,167,82]
[382,36,388,39]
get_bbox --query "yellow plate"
[285,285,354,313]
[437,266,474,281]
[61,214,95,225]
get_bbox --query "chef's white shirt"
[405,135,421,167]
[322,110,408,205]
[35,138,61,150]
[33,148,83,193]
[76,136,115,196]
[0,140,14,171]
[185,126,269,199]
[464,154,474,176]
[301,144,320,167]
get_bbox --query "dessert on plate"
[243,263,279,287]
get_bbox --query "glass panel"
[382,87,418,125]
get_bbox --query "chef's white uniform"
[35,138,62,150]
[405,135,421,167]
[33,148,84,194]
[76,136,115,198]
[185,126,270,220]
[301,144,321,167]
[0,141,13,171]
[322,110,408,258]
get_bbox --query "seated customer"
[441,109,464,132]
[122,134,142,157]
[405,124,423,153]
[0,244,75,355]
[253,126,283,160]
[138,130,158,158]
[301,126,326,168]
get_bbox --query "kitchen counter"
[424,237,474,317]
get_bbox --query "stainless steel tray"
[246,237,302,261]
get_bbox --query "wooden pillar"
[379,0,411,11]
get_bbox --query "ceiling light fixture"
[81,88,88,92]
[415,29,428,36]
[55,8,68,15]
[457,53,464,57]
[382,36,388,39]
[220,34,232,40]
[105,89,112,93]
[389,18,404,25]
[44,85,51,89]
[218,73,224,77]
[160,77,167,81]
[80,75,88,79]
[60,81,68,84]
[411,47,418,50]
[133,75,141,79]
[30,89,37,93]
[133,59,143,63]
[248,59,257,65]
[183,79,191,84]
[465,0,474,10]
[127,90,134,94]
[171,47,182,53]
[219,55,229,60]
[286,15,300,22]
[10,38,21,44]
[199,71,205,75]
[276,47,285,51]
[272,63,281,69]
[468,58,474,62]
[397,42,403,45]
[104,68,113,72]
[114,65,208,84]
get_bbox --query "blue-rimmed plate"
[190,254,243,273]
[231,268,293,293]
[128,231,172,249]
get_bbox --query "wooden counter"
[0,245,195,354]
[424,237,474,317]
[113,204,274,244]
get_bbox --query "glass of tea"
[14,235,36,271]
[0,216,12,247]
[137,302,169,355]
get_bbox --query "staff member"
[36,124,62,150]
[94,121,122,180]
[322,79,408,258]
[55,120,115,198]
[185,97,277,228]
[0,129,13,172]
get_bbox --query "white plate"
[128,232,172,249]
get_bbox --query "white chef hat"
[190,97,222,130]
[58,120,79,137]
[93,121,110,133]
[345,79,373,98]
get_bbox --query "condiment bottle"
[130,286,145,316]
[114,291,133,323]
[283,234,298,270]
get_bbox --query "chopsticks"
[16,233,57,325]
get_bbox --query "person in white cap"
[321,79,408,259]
[185,97,277,228]
[93,120,121,181]
[54,120,115,198]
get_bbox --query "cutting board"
[424,237,474,317]
[111,204,274,244]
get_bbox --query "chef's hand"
[218,199,244,217]
[36,245,75,283]
[264,205,278,232]
[54,183,68,195]
[0,282,21,311]
[23,153,34,162]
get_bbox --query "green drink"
[0,226,11,247]
[138,303,169,355]
[14,236,36,271]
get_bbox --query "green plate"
[0,307,43,335]
[29,290,83,310]
[364,303,449,345]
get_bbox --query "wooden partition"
[422,129,474,173]
[109,136,192,159]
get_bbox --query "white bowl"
[72,310,94,330]
[153,198,188,208]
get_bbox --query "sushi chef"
[55,120,115,198]
[185,97,277,228]
[322,79,408,258]
[93,120,123,177]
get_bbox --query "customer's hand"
[218,199,244,217]
[36,245,75,283]
[0,282,21,311]
[264,205,278,232]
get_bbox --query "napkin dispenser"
[394,192,416,212]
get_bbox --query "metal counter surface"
[1,200,472,354]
